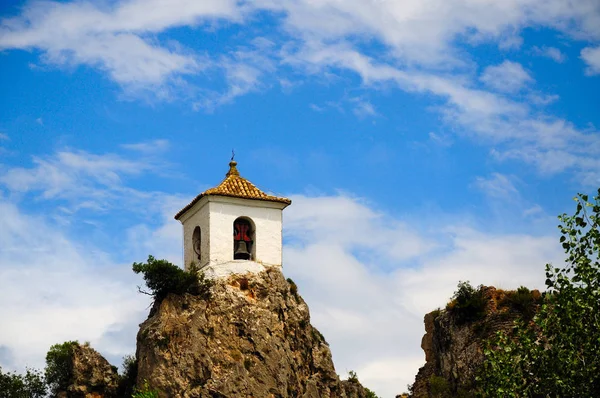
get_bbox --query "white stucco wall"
[179,196,286,271]
[180,198,211,270]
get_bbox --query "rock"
[135,266,371,397]
[61,342,119,398]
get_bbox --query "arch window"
[192,226,201,261]
[233,217,254,260]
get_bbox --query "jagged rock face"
[61,343,119,398]
[410,287,539,397]
[136,267,370,398]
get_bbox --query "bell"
[234,241,251,260]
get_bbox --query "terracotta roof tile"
[174,161,291,220]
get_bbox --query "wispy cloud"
[121,139,170,154]
[474,173,519,200]
[351,98,378,119]
[0,148,172,214]
[531,46,566,63]
[0,0,239,95]
[480,61,534,93]
[581,46,600,75]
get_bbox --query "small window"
[192,226,201,261]
[233,218,254,260]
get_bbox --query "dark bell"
[234,241,251,260]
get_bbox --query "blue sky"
[0,0,599,396]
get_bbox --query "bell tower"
[174,159,291,277]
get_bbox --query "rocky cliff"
[134,266,371,397]
[409,286,541,397]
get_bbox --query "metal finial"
[227,151,239,177]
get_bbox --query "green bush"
[429,375,451,397]
[0,366,46,398]
[447,281,488,324]
[132,255,213,302]
[117,355,138,398]
[132,380,159,398]
[45,341,78,396]
[347,370,358,383]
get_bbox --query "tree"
[478,189,600,396]
[132,255,213,302]
[45,341,77,397]
[0,367,46,398]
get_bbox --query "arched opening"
[233,217,254,260]
[192,226,201,261]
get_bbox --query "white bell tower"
[174,160,291,277]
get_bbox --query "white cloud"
[581,46,600,75]
[0,133,8,141]
[480,60,534,93]
[531,46,566,63]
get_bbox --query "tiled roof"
[174,161,291,220]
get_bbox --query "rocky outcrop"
[135,266,371,397]
[59,343,119,398]
[410,286,541,397]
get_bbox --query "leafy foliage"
[364,387,379,398]
[478,189,600,396]
[116,354,138,398]
[446,281,488,324]
[45,340,78,397]
[132,255,213,302]
[132,380,159,398]
[0,367,46,398]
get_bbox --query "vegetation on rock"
[132,255,213,303]
[44,340,78,397]
[445,281,488,324]
[478,189,600,396]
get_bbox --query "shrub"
[446,281,487,324]
[498,286,541,320]
[45,341,78,396]
[132,255,213,303]
[365,387,380,398]
[286,278,298,297]
[132,380,159,398]
[117,354,138,397]
[347,370,358,383]
[429,375,451,397]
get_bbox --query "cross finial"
[227,151,239,177]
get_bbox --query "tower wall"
[180,198,211,270]
[208,198,284,267]
[180,196,285,270]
